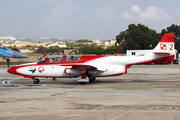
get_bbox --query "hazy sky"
[0,0,179,40]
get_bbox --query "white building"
[109,40,116,45]
[93,39,101,43]
[0,35,16,41]
[47,43,66,48]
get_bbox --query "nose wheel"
[33,78,40,84]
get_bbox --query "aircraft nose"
[12,51,29,58]
[7,66,17,74]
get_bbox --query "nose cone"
[12,51,29,58]
[7,66,18,74]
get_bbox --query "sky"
[0,0,179,40]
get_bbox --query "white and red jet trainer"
[8,33,175,84]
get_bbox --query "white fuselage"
[15,52,171,78]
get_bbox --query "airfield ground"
[1,65,180,120]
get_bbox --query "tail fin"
[153,33,175,63]
[153,33,175,54]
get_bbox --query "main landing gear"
[78,71,96,85]
[78,77,96,85]
[33,78,40,84]
[89,77,96,83]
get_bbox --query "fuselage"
[7,53,173,78]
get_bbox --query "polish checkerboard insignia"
[160,43,167,50]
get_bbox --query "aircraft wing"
[61,64,106,71]
[71,64,97,70]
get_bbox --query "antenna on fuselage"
[115,48,121,56]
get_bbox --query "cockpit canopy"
[39,59,46,64]
[0,45,9,49]
[38,55,82,64]
[64,55,82,62]
[48,55,63,62]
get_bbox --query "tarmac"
[1,64,180,120]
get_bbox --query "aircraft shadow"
[43,79,155,85]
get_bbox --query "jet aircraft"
[0,45,29,67]
[8,33,175,84]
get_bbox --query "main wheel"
[79,82,87,85]
[89,77,96,83]
[34,78,40,84]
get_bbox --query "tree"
[21,45,38,50]
[8,46,20,51]
[35,46,49,58]
[75,39,91,43]
[80,44,105,55]
[48,46,60,55]
[116,23,161,53]
[57,48,64,54]
[66,42,86,48]
[104,45,119,55]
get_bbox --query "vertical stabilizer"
[153,33,175,54]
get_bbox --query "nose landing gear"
[33,78,40,84]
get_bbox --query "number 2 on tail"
[170,44,173,50]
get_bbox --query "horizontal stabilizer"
[153,52,169,54]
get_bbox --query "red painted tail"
[153,33,175,63]
[153,33,175,54]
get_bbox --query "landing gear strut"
[3,57,10,67]
[87,71,96,83]
[89,77,96,83]
[78,71,96,85]
[33,78,40,84]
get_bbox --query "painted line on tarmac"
[1,78,44,87]
[2,78,180,95]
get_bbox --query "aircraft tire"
[79,82,87,85]
[89,77,96,83]
[34,78,40,84]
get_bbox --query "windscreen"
[39,59,46,64]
